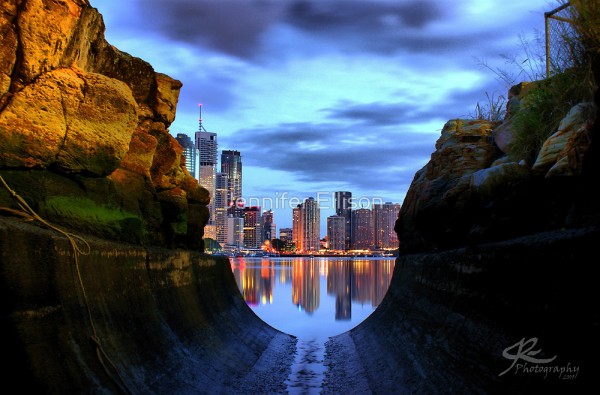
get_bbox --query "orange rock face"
[0,0,208,249]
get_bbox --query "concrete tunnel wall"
[1,217,295,394]
[2,215,599,393]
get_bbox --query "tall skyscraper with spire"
[195,104,218,239]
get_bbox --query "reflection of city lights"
[236,258,396,324]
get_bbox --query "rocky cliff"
[396,83,599,253]
[0,0,208,249]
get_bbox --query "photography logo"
[499,337,579,380]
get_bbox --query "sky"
[91,0,555,233]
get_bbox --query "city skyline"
[93,0,551,234]
[188,123,398,238]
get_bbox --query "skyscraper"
[352,208,373,250]
[175,133,196,177]
[335,191,352,250]
[292,205,302,251]
[327,215,346,251]
[243,206,261,248]
[373,202,401,249]
[301,197,320,252]
[226,216,244,248]
[214,172,229,245]
[262,210,274,243]
[195,105,218,239]
[279,228,292,249]
[221,150,242,206]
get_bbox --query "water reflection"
[230,257,394,339]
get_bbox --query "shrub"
[471,92,506,122]
[509,67,594,162]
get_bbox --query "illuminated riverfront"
[230,256,395,339]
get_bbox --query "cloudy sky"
[91,0,554,233]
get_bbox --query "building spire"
[198,102,208,133]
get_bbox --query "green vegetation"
[476,1,598,162]
[42,196,145,243]
[510,68,594,162]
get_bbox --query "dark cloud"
[321,93,497,127]
[286,0,444,31]
[139,0,286,59]
[226,121,436,192]
[132,0,547,63]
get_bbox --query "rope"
[0,175,132,395]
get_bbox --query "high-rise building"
[226,216,244,248]
[351,208,373,250]
[292,205,302,251]
[175,133,196,177]
[243,206,262,248]
[373,202,401,249]
[301,197,320,252]
[221,150,242,206]
[327,215,346,251]
[335,192,352,250]
[214,172,229,245]
[195,106,218,240]
[262,210,274,243]
[279,228,292,244]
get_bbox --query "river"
[230,256,395,394]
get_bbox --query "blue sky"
[91,0,554,233]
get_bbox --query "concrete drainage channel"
[286,337,327,394]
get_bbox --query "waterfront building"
[334,191,352,250]
[279,228,293,250]
[373,202,401,249]
[351,208,373,250]
[301,197,320,252]
[243,206,262,249]
[262,210,274,243]
[327,215,346,251]
[226,215,244,248]
[292,205,302,251]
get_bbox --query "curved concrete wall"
[325,227,599,393]
[1,217,295,394]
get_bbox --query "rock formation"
[0,0,208,249]
[397,84,598,253]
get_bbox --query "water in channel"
[230,256,395,394]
